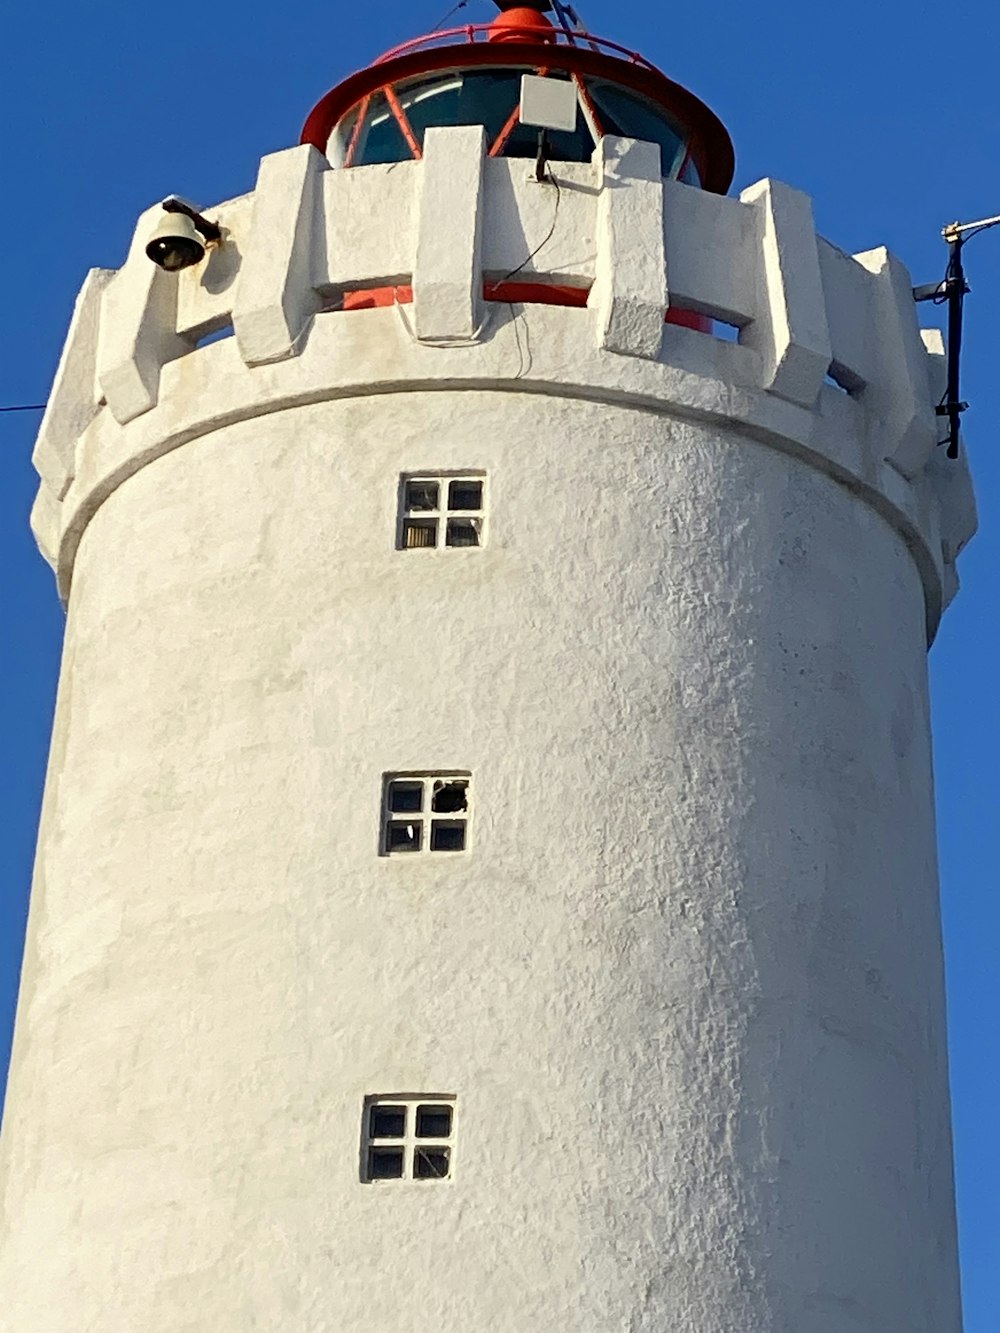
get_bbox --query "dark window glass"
[339,71,701,181]
[446,518,480,547]
[351,92,411,166]
[387,820,422,852]
[584,79,697,183]
[370,1105,407,1138]
[432,780,468,814]
[679,155,701,186]
[430,820,466,852]
[448,480,483,511]
[369,1147,406,1180]
[348,70,595,165]
[416,1105,453,1138]
[414,1147,451,1179]
[405,480,439,511]
[399,71,524,154]
[389,781,424,814]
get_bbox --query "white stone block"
[233,145,326,366]
[591,136,666,360]
[854,247,939,478]
[920,326,947,402]
[818,239,872,392]
[663,182,756,326]
[413,126,486,343]
[924,447,978,565]
[33,268,113,498]
[740,179,832,407]
[175,194,252,340]
[324,163,419,290]
[482,158,595,284]
[29,484,60,570]
[97,204,192,424]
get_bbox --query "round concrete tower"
[1,6,976,1331]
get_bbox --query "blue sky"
[1,0,997,1321]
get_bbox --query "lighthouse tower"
[0,4,976,1330]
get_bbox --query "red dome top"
[488,7,557,42]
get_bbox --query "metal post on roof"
[549,0,599,51]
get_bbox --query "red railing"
[373,24,660,72]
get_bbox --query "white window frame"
[381,772,471,856]
[361,1095,457,1183]
[397,472,486,550]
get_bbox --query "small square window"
[386,820,422,853]
[430,821,466,852]
[414,1147,451,1180]
[416,1105,453,1138]
[403,518,438,549]
[448,479,482,511]
[382,775,469,855]
[388,781,423,814]
[405,480,440,511]
[362,1096,456,1182]
[399,474,486,550]
[431,779,468,814]
[446,518,481,548]
[370,1105,407,1139]
[368,1147,405,1180]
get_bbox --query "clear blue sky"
[1,0,997,1322]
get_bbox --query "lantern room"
[301,1,734,193]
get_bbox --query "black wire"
[498,172,562,378]
[0,403,45,413]
[499,172,563,286]
[429,0,469,32]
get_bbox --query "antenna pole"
[550,1,601,51]
[942,234,966,459]
[550,0,579,43]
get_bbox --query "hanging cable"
[1,403,46,414]
[429,0,469,32]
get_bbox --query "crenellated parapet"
[31,130,976,635]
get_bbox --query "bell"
[145,210,206,272]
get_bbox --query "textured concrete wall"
[3,126,973,1332]
[2,389,964,1331]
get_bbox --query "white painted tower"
[1,5,977,1330]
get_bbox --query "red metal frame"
[302,26,734,194]
[372,24,659,69]
[343,93,371,169]
[338,281,712,331]
[383,83,423,159]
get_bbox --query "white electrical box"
[519,74,579,134]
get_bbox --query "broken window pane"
[414,1147,451,1179]
[448,479,483,511]
[370,1105,407,1138]
[387,820,422,852]
[389,781,423,814]
[416,1105,453,1138]
[445,518,480,547]
[432,780,468,814]
[404,518,438,548]
[430,820,466,852]
[369,1147,406,1180]
[405,480,439,511]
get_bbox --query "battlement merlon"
[30,130,977,636]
